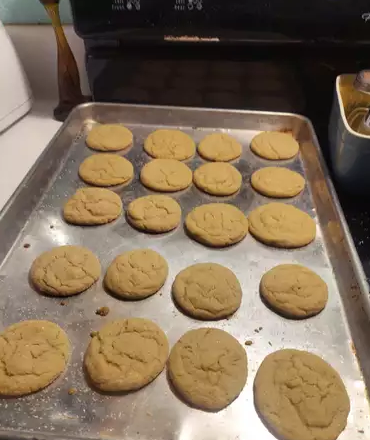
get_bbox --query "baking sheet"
[0,103,369,440]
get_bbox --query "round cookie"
[105,249,168,299]
[140,159,192,192]
[85,318,169,392]
[0,320,70,396]
[172,263,242,319]
[63,188,123,225]
[30,245,101,296]
[198,133,242,162]
[127,195,181,233]
[254,349,350,440]
[251,167,305,198]
[193,162,242,196]
[144,129,195,160]
[248,203,316,248]
[79,154,134,187]
[168,328,248,410]
[86,124,133,152]
[260,264,328,318]
[250,132,299,160]
[185,203,248,247]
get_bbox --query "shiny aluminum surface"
[0,103,369,440]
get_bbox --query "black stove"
[70,0,370,285]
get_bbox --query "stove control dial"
[174,0,202,11]
[112,0,140,11]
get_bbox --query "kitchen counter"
[0,100,61,211]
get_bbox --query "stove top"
[85,42,370,286]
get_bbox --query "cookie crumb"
[23,243,31,249]
[68,388,77,395]
[358,429,364,434]
[268,341,272,346]
[254,328,259,333]
[350,341,356,355]
[90,331,98,338]
[60,301,67,306]
[279,129,294,137]
[244,340,253,346]
[50,225,54,229]
[259,326,263,331]
[96,306,110,317]
[146,411,153,417]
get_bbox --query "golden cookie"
[193,162,242,196]
[248,203,316,248]
[85,318,169,392]
[251,132,299,160]
[198,133,242,162]
[86,124,133,152]
[251,167,305,198]
[105,249,168,299]
[254,349,350,440]
[79,154,134,187]
[127,195,181,232]
[185,203,248,247]
[30,245,101,296]
[144,129,195,160]
[63,188,122,225]
[260,264,328,318]
[168,328,247,410]
[172,263,242,319]
[0,320,70,396]
[140,159,192,192]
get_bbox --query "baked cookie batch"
[2,124,350,440]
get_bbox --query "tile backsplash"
[0,0,72,24]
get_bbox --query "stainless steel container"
[329,74,370,194]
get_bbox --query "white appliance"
[0,20,32,133]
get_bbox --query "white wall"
[0,0,72,24]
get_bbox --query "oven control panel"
[110,0,204,12]
[70,0,370,41]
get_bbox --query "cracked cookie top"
[168,328,248,410]
[144,129,195,160]
[250,132,299,160]
[248,203,316,248]
[0,320,70,396]
[127,195,181,232]
[172,263,242,320]
[79,154,134,187]
[105,249,168,299]
[251,167,305,198]
[85,318,169,392]
[30,245,101,296]
[185,203,248,247]
[140,158,192,192]
[254,349,350,440]
[86,124,133,152]
[198,133,242,162]
[63,188,123,225]
[260,264,328,318]
[193,162,242,196]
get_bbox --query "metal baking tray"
[0,103,369,440]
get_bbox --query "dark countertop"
[334,189,370,285]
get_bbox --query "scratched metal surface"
[0,103,369,440]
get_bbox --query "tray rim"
[0,102,369,440]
